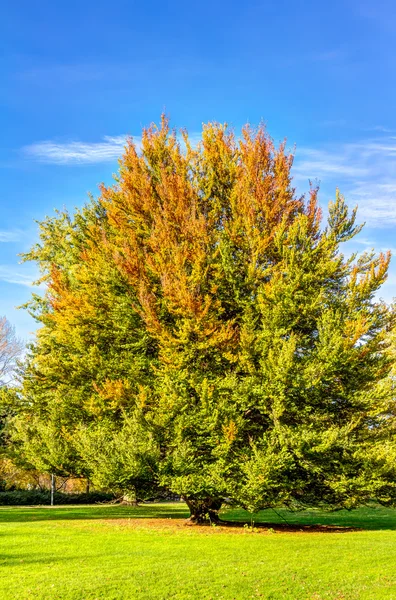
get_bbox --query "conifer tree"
[12,202,159,497]
[13,117,396,520]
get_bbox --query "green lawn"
[1,503,395,599]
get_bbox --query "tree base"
[184,497,222,523]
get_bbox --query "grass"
[0,503,395,599]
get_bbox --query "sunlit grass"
[1,503,395,599]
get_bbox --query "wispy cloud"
[294,148,368,179]
[0,230,23,243]
[352,237,396,255]
[294,137,396,227]
[21,131,204,165]
[22,135,133,165]
[0,265,40,287]
[313,50,346,62]
[366,125,396,134]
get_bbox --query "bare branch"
[0,317,23,385]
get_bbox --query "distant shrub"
[0,490,115,505]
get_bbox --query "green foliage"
[0,387,15,453]
[74,413,160,498]
[12,200,157,495]
[11,118,396,519]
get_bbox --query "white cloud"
[0,265,40,287]
[352,237,396,255]
[0,230,23,243]
[366,126,396,134]
[293,148,368,179]
[21,131,204,165]
[22,135,133,165]
[294,137,396,227]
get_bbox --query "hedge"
[0,490,115,505]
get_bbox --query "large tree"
[13,118,396,520]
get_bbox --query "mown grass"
[1,502,395,599]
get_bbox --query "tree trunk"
[183,498,222,523]
[120,489,139,506]
[50,473,55,506]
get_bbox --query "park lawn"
[0,503,395,600]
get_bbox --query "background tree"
[0,317,22,386]
[0,318,23,489]
[0,317,23,450]
[13,117,396,520]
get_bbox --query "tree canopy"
[12,117,396,520]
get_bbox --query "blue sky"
[2,0,396,342]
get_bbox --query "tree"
[0,317,22,385]
[14,117,396,521]
[0,318,24,488]
[11,202,160,498]
[0,318,23,451]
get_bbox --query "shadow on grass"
[0,503,190,524]
[0,502,395,531]
[0,553,80,567]
[220,505,396,531]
